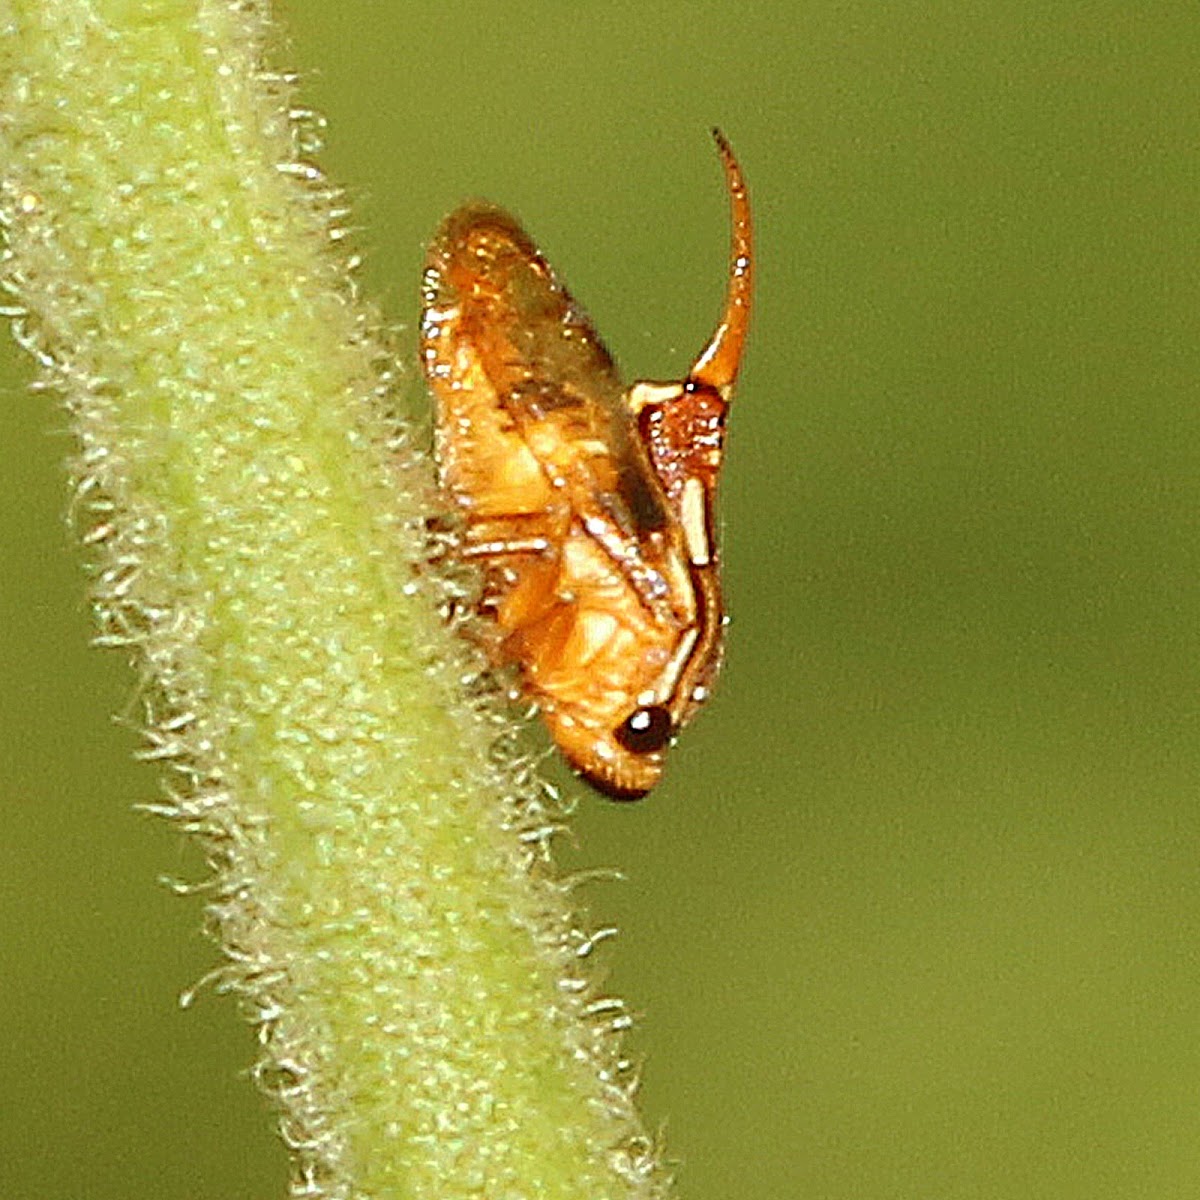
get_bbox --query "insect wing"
[421,205,666,537]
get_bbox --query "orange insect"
[420,129,752,799]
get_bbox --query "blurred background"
[4,3,1200,1197]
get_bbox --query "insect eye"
[614,705,673,755]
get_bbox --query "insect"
[420,129,752,799]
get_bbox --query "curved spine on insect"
[420,129,753,799]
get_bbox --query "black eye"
[614,705,673,755]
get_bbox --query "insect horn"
[688,128,754,401]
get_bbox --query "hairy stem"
[0,2,665,1196]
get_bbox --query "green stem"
[0,2,666,1196]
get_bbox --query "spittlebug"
[420,129,752,799]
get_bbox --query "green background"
[4,3,1200,1197]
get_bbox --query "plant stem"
[0,2,665,1196]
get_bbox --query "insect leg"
[460,537,551,559]
[458,512,561,563]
